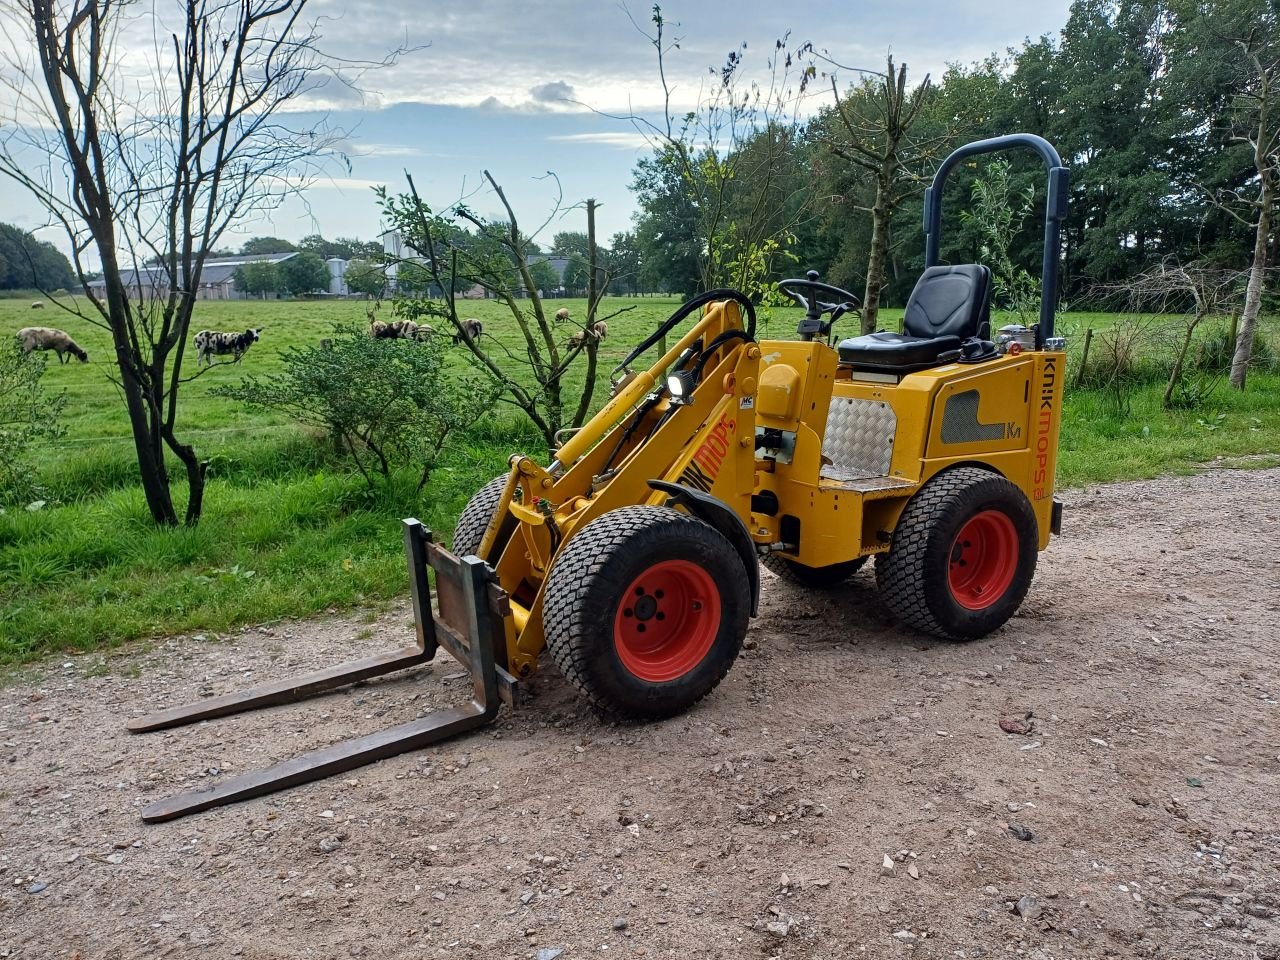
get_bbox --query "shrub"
[1195,323,1276,372]
[0,344,66,506]
[216,328,500,491]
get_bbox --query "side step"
[130,519,516,823]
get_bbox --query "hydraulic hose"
[614,288,757,376]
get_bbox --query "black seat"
[838,264,993,372]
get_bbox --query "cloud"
[530,80,576,104]
[546,132,654,149]
[347,142,424,158]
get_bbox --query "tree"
[552,230,591,294]
[561,255,590,295]
[380,172,630,450]
[344,258,386,298]
[960,158,1042,323]
[631,146,702,294]
[551,231,591,259]
[816,55,943,333]
[297,233,381,260]
[234,261,279,299]
[528,257,560,294]
[0,222,75,290]
[606,231,642,295]
[241,236,299,255]
[278,251,331,296]
[622,7,816,293]
[1168,0,1280,390]
[0,0,387,526]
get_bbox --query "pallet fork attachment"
[129,519,516,823]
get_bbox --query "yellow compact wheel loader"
[131,134,1071,821]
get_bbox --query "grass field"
[2,293,1277,665]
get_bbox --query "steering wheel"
[777,271,860,340]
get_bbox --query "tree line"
[622,0,1278,355]
[0,222,75,291]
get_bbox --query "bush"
[0,345,66,506]
[216,328,500,490]
[1194,323,1276,372]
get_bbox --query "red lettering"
[694,447,722,473]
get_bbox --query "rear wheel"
[762,553,867,588]
[543,506,749,719]
[452,474,516,561]
[876,467,1038,640]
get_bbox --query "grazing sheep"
[16,326,88,363]
[453,318,483,345]
[30,300,44,310]
[554,307,571,324]
[370,318,432,341]
[194,327,261,367]
[567,321,607,351]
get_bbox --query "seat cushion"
[903,264,992,341]
[837,331,962,370]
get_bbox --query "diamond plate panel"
[821,397,896,480]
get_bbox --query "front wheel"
[542,506,749,719]
[876,467,1038,640]
[452,474,517,562]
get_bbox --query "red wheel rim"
[614,560,721,682]
[948,510,1019,610]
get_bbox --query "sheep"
[554,307,571,325]
[452,318,483,345]
[194,327,261,367]
[30,300,44,310]
[369,318,432,341]
[567,320,607,351]
[16,326,88,363]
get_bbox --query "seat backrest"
[902,264,992,341]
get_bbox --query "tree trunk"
[1231,176,1274,390]
[104,273,179,526]
[121,369,178,526]
[861,172,892,335]
[1164,322,1196,409]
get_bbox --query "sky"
[1,0,1074,260]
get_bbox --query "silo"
[326,257,347,296]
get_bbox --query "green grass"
[2,295,1278,665]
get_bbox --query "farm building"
[379,229,569,298]
[83,251,352,301]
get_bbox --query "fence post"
[1074,327,1094,387]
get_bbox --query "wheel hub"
[948,510,1019,611]
[614,560,721,683]
[633,594,658,621]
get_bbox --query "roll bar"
[922,133,1069,339]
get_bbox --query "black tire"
[542,506,749,719]
[876,467,1038,641]
[761,553,867,588]
[452,475,516,561]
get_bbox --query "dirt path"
[3,468,1279,960]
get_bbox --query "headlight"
[667,374,686,397]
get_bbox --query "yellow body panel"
[470,298,1067,676]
